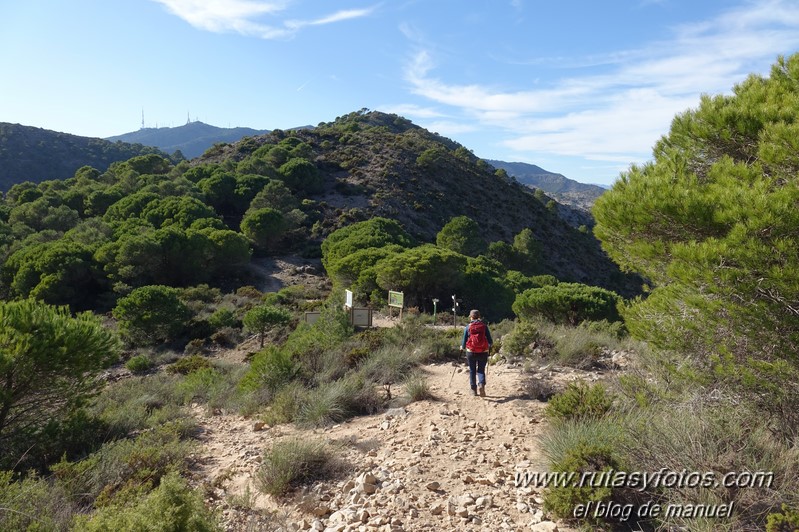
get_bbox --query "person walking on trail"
[461,309,493,397]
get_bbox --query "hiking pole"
[449,346,463,387]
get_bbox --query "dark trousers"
[466,351,489,389]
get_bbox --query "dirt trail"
[192,358,578,531]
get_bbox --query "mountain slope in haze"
[195,110,638,295]
[488,160,607,210]
[0,123,169,191]
[107,121,270,159]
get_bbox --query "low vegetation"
[2,54,799,529]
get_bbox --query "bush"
[543,442,624,522]
[502,320,542,357]
[545,381,614,422]
[0,470,75,531]
[297,375,381,427]
[73,472,220,531]
[125,354,152,373]
[167,354,213,375]
[358,346,415,385]
[240,346,298,398]
[620,401,799,530]
[513,283,622,325]
[113,285,191,345]
[90,373,190,439]
[405,372,434,402]
[256,438,339,496]
[767,505,799,532]
[208,308,238,330]
[52,422,194,508]
[176,367,227,405]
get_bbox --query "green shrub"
[513,283,622,325]
[545,381,614,422]
[539,417,627,469]
[262,382,308,425]
[0,470,75,531]
[240,346,298,396]
[405,372,434,402]
[298,383,348,427]
[582,319,627,340]
[543,442,623,522]
[125,354,152,373]
[73,472,220,531]
[176,367,227,405]
[90,373,190,439]
[113,285,192,345]
[208,308,238,330]
[167,354,214,375]
[297,375,381,427]
[256,438,339,496]
[358,346,415,385]
[502,321,543,357]
[52,422,194,508]
[620,401,799,531]
[767,505,799,532]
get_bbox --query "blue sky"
[2,0,798,186]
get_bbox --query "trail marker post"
[451,294,461,326]
[388,290,404,320]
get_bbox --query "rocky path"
[191,358,578,531]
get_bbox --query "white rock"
[457,495,475,506]
[530,522,558,532]
[475,495,493,509]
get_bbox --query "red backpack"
[466,320,489,352]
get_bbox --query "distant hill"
[196,110,638,294]
[107,121,270,159]
[0,123,168,191]
[487,160,607,211]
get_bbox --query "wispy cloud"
[377,103,446,119]
[401,0,799,170]
[152,0,377,39]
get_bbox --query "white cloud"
[152,0,376,39]
[377,103,446,119]
[402,0,799,169]
[417,120,478,135]
[285,7,376,30]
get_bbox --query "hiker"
[460,309,493,396]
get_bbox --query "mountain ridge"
[0,122,169,191]
[107,121,270,159]
[487,160,607,211]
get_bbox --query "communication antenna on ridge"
[141,108,145,129]
[187,111,191,124]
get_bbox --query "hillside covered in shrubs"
[0,122,173,191]
[1,54,799,531]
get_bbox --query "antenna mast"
[141,108,145,129]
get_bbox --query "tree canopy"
[436,215,487,257]
[593,53,799,385]
[0,299,119,452]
